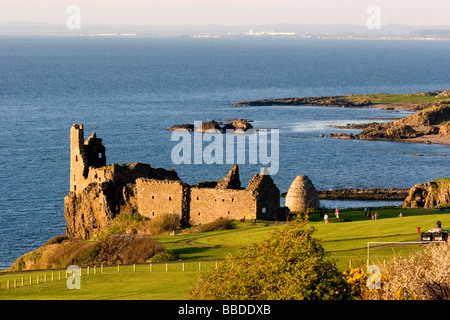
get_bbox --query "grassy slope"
[345,92,449,105]
[1,207,449,299]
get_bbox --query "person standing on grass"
[324,214,329,224]
[335,207,339,219]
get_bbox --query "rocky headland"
[233,90,450,111]
[402,178,450,208]
[233,91,450,145]
[233,95,372,108]
[167,119,254,133]
[330,103,450,145]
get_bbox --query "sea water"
[0,36,449,269]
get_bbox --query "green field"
[345,92,449,105]
[1,207,449,300]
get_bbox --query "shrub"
[187,218,235,233]
[343,267,368,297]
[352,242,450,300]
[44,235,69,246]
[105,212,147,236]
[92,234,164,265]
[161,213,182,232]
[133,213,182,236]
[148,250,179,262]
[190,218,352,300]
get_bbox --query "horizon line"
[1,21,450,28]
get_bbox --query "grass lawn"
[0,262,214,300]
[345,92,449,104]
[1,207,449,299]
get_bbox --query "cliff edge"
[402,178,450,208]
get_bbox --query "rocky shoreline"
[233,91,450,145]
[327,103,450,145]
[233,90,450,111]
[317,188,409,201]
[233,95,372,108]
[281,188,409,201]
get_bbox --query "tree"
[190,218,352,300]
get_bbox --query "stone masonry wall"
[189,188,257,225]
[136,178,190,223]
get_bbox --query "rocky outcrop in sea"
[167,119,254,133]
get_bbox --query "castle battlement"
[70,123,106,193]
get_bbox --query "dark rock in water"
[198,120,223,132]
[167,118,254,133]
[229,119,253,132]
[317,188,409,200]
[167,123,195,131]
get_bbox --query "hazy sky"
[0,0,449,26]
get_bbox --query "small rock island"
[167,119,254,133]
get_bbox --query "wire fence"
[0,260,222,290]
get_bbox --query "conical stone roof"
[285,175,320,212]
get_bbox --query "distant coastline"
[1,22,450,40]
[233,91,450,145]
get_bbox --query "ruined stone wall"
[70,124,89,193]
[70,124,107,194]
[247,173,281,220]
[136,178,190,223]
[189,188,257,225]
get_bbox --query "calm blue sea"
[0,36,449,269]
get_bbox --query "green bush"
[190,218,352,300]
[188,218,235,233]
[44,235,69,246]
[148,250,179,262]
[90,234,164,265]
[161,213,182,231]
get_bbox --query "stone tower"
[285,175,320,213]
[70,124,106,193]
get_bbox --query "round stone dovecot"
[285,175,320,213]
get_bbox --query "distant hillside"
[0,22,449,39]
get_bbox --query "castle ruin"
[65,124,288,239]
